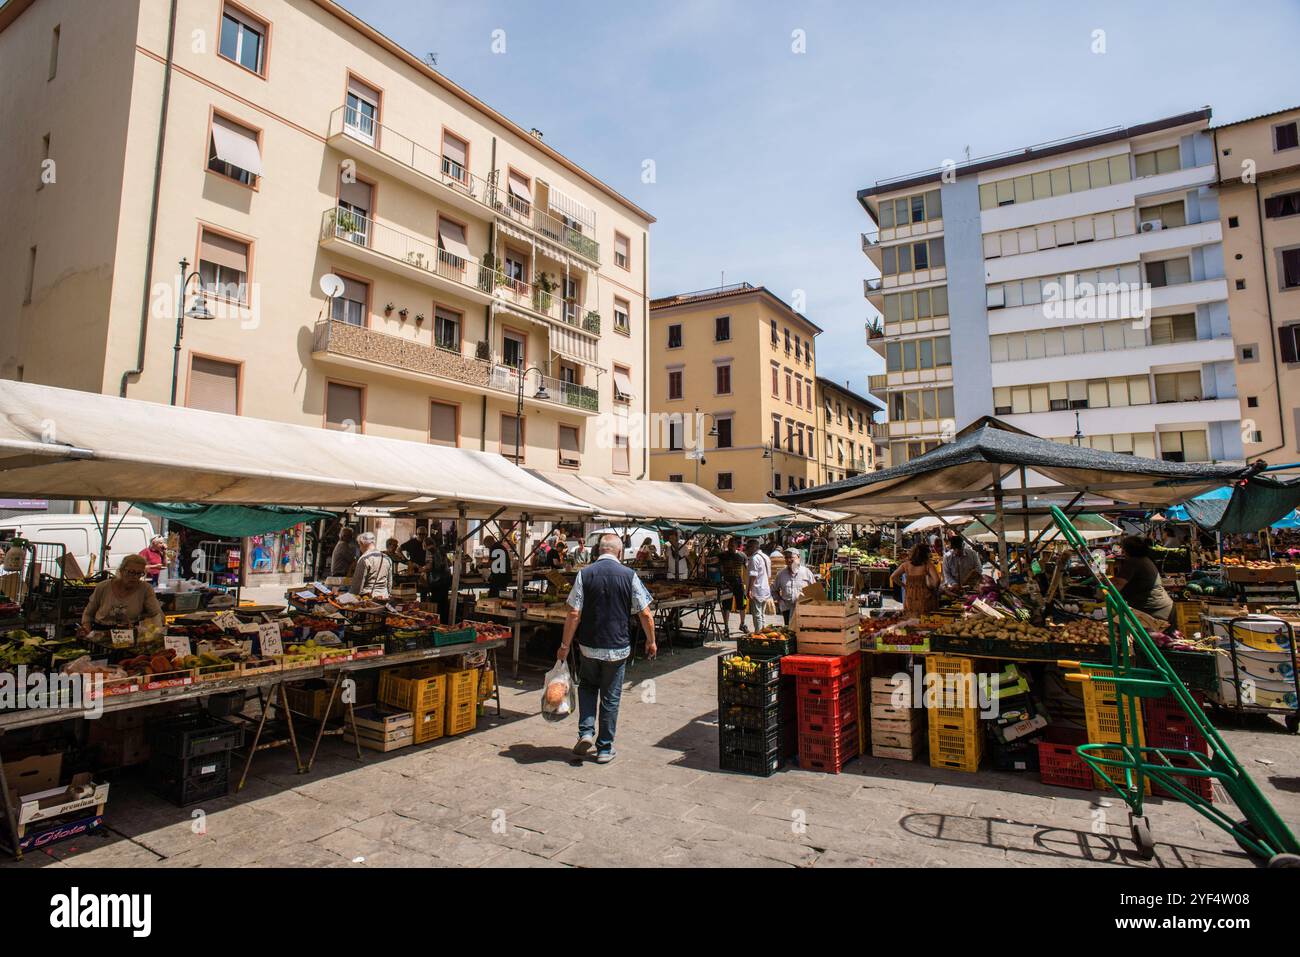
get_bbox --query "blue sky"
[338,0,1300,400]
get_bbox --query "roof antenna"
[720,270,725,290]
[963,145,971,163]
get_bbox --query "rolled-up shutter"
[199,230,248,272]
[442,132,467,167]
[507,171,532,202]
[188,357,240,415]
[339,178,371,209]
[429,401,457,447]
[437,219,470,260]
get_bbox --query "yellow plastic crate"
[444,668,478,710]
[445,700,477,736]
[1089,745,1152,795]
[413,706,446,744]
[1081,666,1146,746]
[928,721,982,773]
[478,667,495,703]
[379,669,446,713]
[924,654,981,733]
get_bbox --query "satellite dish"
[320,273,345,299]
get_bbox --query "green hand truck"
[1047,505,1299,866]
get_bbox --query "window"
[433,306,460,351]
[1275,121,1300,152]
[770,319,778,346]
[1265,191,1300,219]
[885,335,951,372]
[667,369,683,400]
[773,473,782,493]
[772,414,782,448]
[1149,313,1197,345]
[1279,326,1300,363]
[667,417,683,451]
[716,473,733,491]
[330,276,369,326]
[612,297,630,334]
[505,168,532,215]
[198,228,249,303]
[24,246,36,304]
[1247,396,1259,408]
[325,382,364,432]
[1154,371,1202,403]
[219,3,267,76]
[716,364,731,395]
[614,232,630,270]
[1282,248,1300,290]
[878,189,941,227]
[1146,258,1191,287]
[716,417,733,449]
[795,377,802,406]
[500,413,524,460]
[558,425,580,469]
[427,401,458,447]
[1160,430,1209,463]
[795,335,802,359]
[784,328,791,352]
[882,286,949,323]
[978,154,1130,209]
[208,113,264,186]
[1134,146,1180,178]
[187,356,240,415]
[344,75,380,143]
[881,238,944,277]
[785,370,792,401]
[1137,200,1186,229]
[669,474,683,483]
[501,330,525,369]
[613,364,633,402]
[440,130,469,185]
[715,315,730,341]
[48,24,59,80]
[771,362,779,396]
[667,324,682,348]
[336,176,372,245]
[1229,216,1240,228]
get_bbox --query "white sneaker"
[573,735,594,757]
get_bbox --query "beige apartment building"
[815,377,878,483]
[0,0,653,478]
[648,284,821,502]
[1212,107,1300,463]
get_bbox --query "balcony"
[496,194,600,264]
[868,373,888,394]
[861,232,880,254]
[866,321,885,344]
[869,422,890,439]
[319,207,494,304]
[311,319,599,414]
[488,275,601,364]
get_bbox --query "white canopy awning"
[734,503,850,525]
[0,380,595,518]
[526,471,756,524]
[902,514,973,534]
[437,219,471,262]
[210,115,265,177]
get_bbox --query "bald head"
[598,533,623,556]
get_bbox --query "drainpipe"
[119,0,179,397]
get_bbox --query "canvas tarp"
[0,380,595,518]
[135,503,334,537]
[1177,482,1300,534]
[525,471,758,524]
[779,417,1253,520]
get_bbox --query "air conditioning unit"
[1139,219,1163,233]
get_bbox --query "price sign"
[257,622,284,657]
[164,635,192,659]
[110,629,134,648]
[311,582,332,594]
[335,592,359,605]
[295,590,316,601]
[213,612,241,631]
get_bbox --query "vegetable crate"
[798,723,859,773]
[737,632,798,659]
[797,683,859,735]
[379,668,447,713]
[1037,740,1095,791]
[1048,505,1299,865]
[719,652,783,708]
[413,705,446,744]
[928,720,982,773]
[924,654,981,736]
[719,740,782,777]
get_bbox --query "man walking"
[744,539,772,632]
[329,526,358,579]
[350,532,393,599]
[557,533,656,764]
[774,547,817,626]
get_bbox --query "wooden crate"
[871,702,915,721]
[871,723,926,750]
[346,705,415,751]
[796,625,860,657]
[793,598,860,631]
[344,727,413,752]
[872,741,925,761]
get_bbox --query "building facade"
[0,0,653,479]
[648,284,821,501]
[1212,107,1300,464]
[861,109,1244,466]
[815,377,878,484]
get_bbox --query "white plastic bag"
[541,660,576,722]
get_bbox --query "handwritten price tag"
[164,635,192,659]
[213,612,241,631]
[110,629,134,648]
[257,622,284,657]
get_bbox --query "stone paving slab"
[3,632,1296,868]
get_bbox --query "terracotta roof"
[649,283,824,334]
[1210,105,1300,130]
[816,376,883,411]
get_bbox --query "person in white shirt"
[775,548,817,625]
[744,539,773,632]
[350,532,394,599]
[664,530,689,580]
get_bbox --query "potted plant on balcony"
[399,307,409,321]
[475,340,491,361]
[532,272,557,313]
[583,311,601,334]
[479,253,501,293]
[335,209,359,235]
[384,302,394,316]
[866,317,883,340]
[405,251,427,271]
[414,312,425,326]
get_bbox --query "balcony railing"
[321,206,493,295]
[312,319,599,412]
[487,269,601,336]
[498,193,600,263]
[867,374,888,392]
[868,422,890,439]
[861,232,879,252]
[864,278,882,295]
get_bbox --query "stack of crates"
[145,713,244,807]
[379,665,447,745]
[1081,664,1150,794]
[869,672,925,761]
[718,652,787,776]
[783,652,861,773]
[1142,692,1212,801]
[925,655,982,773]
[444,666,479,736]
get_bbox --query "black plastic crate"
[718,700,783,731]
[145,751,231,806]
[718,652,782,687]
[720,724,782,754]
[148,713,244,759]
[718,681,781,708]
[737,633,797,659]
[718,743,782,777]
[988,739,1041,773]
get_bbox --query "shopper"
[718,536,749,634]
[139,536,168,585]
[548,540,568,569]
[351,532,394,599]
[81,555,166,634]
[426,530,452,621]
[329,526,358,579]
[1113,535,1175,622]
[664,530,688,580]
[775,547,817,626]
[744,539,773,632]
[636,538,657,563]
[401,526,433,599]
[942,532,982,591]
[891,541,939,616]
[556,533,656,764]
[383,537,408,574]
[485,535,513,597]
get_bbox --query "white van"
[586,526,664,562]
[0,513,157,577]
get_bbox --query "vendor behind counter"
[80,554,166,633]
[1112,535,1174,622]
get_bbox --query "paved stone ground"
[6,618,1298,868]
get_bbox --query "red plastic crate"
[797,684,859,735]
[798,724,860,773]
[796,670,858,700]
[1037,741,1095,791]
[1150,753,1214,802]
[1142,694,1209,752]
[781,651,861,679]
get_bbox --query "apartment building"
[815,377,878,483]
[860,109,1243,465]
[1212,106,1300,463]
[648,283,821,501]
[0,0,653,479]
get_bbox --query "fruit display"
[742,626,794,649]
[721,654,764,680]
[1183,570,1234,598]
[118,648,184,677]
[943,617,1058,644]
[835,547,891,568]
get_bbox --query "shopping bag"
[541,660,576,722]
[763,598,777,616]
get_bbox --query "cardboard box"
[3,752,62,803]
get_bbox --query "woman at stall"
[1112,535,1175,622]
[80,554,166,634]
[890,541,940,616]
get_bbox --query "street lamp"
[512,365,550,465]
[692,406,720,486]
[171,257,215,406]
[1073,410,1084,447]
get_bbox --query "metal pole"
[515,371,523,466]
[170,260,187,407]
[992,467,1010,580]
[512,513,529,675]
[449,506,466,625]
[1019,465,1031,574]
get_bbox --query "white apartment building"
[860,109,1243,465]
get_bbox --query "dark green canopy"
[1179,481,1300,534]
[135,503,335,537]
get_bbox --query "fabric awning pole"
[1025,491,1086,555]
[1019,466,1031,574]
[992,468,1009,580]
[919,502,971,549]
[512,513,530,675]
[449,506,466,626]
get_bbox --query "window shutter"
[199,230,248,272]
[325,382,363,431]
[429,402,457,446]
[1279,326,1299,364]
[188,357,239,415]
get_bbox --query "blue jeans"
[577,651,627,752]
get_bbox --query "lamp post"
[692,406,719,486]
[1073,410,1084,447]
[171,257,215,406]
[512,365,550,465]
